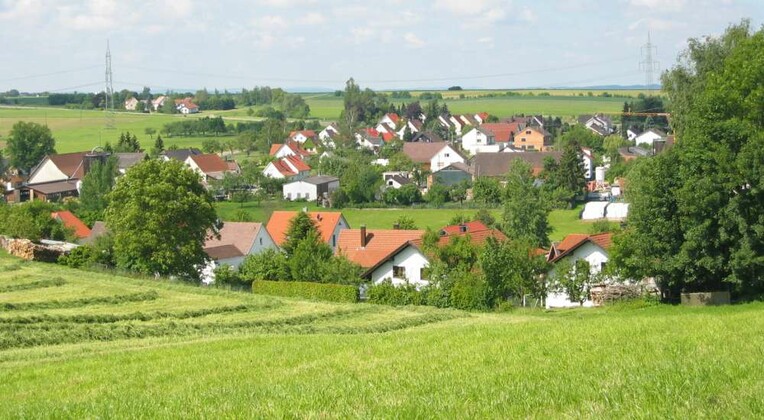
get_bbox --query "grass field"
[215,201,610,242]
[1,251,763,417]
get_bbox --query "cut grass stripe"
[0,291,159,311]
[0,278,67,294]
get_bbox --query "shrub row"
[0,277,67,293]
[0,291,159,311]
[252,280,358,303]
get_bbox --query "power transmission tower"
[639,32,659,94]
[104,40,115,129]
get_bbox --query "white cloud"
[404,32,425,48]
[0,0,44,21]
[629,0,686,12]
[436,0,509,24]
[156,0,194,19]
[298,12,324,25]
[259,0,316,7]
[519,7,537,23]
[350,27,374,44]
[255,15,287,30]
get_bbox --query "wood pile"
[1,237,64,262]
[598,284,642,304]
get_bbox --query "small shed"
[581,201,609,220]
[283,175,340,201]
[605,203,629,221]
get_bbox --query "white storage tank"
[595,166,606,183]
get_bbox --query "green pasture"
[1,251,763,417]
[0,107,236,153]
[215,202,605,242]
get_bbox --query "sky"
[0,0,762,93]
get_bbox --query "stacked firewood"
[3,238,63,262]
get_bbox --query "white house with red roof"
[402,142,465,172]
[288,130,317,144]
[184,153,237,182]
[175,97,199,114]
[201,222,277,284]
[545,233,614,308]
[266,211,349,250]
[269,142,311,159]
[262,155,311,180]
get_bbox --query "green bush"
[252,280,358,303]
[367,281,427,306]
[449,271,488,311]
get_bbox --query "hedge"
[252,280,358,303]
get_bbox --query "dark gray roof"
[162,148,202,161]
[472,152,562,177]
[300,175,339,185]
[26,180,79,194]
[81,221,109,245]
[115,152,146,170]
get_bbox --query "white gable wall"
[262,163,287,179]
[635,131,663,147]
[430,146,465,172]
[461,128,496,155]
[283,181,318,201]
[546,242,609,308]
[371,245,430,288]
[28,159,70,184]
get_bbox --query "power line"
[0,65,101,84]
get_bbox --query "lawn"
[216,201,612,241]
[1,251,763,417]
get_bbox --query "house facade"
[402,143,465,173]
[545,233,612,308]
[262,155,310,180]
[267,211,349,250]
[202,222,277,284]
[634,129,666,147]
[461,127,498,155]
[282,175,340,201]
[512,127,553,151]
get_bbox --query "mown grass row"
[0,278,67,293]
[0,304,464,350]
[0,291,159,311]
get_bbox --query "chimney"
[360,225,367,248]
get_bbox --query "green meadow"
[1,251,763,417]
[215,202,607,242]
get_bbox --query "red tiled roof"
[366,128,380,137]
[289,130,317,139]
[480,123,522,142]
[269,144,283,156]
[190,154,229,174]
[386,113,400,123]
[336,229,425,268]
[402,142,451,163]
[549,232,613,263]
[431,222,507,247]
[51,210,91,239]
[440,221,489,235]
[270,160,297,177]
[266,211,346,246]
[204,222,265,260]
[382,132,396,142]
[477,112,489,121]
[285,155,310,172]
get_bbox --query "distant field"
[2,251,764,417]
[215,202,600,241]
[0,107,241,153]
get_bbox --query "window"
[393,266,406,278]
[521,138,526,142]
[600,262,607,272]
[332,235,336,247]
[420,267,427,280]
[444,153,450,157]
[259,238,263,245]
[526,130,531,135]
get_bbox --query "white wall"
[262,163,286,179]
[248,227,277,255]
[273,146,295,159]
[283,181,318,201]
[430,146,465,172]
[28,159,68,184]
[329,216,349,249]
[461,129,494,155]
[371,245,430,288]
[635,132,663,147]
[546,242,610,308]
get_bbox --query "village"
[0,89,677,309]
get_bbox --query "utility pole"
[639,32,659,94]
[105,40,115,129]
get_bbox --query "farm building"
[282,175,340,201]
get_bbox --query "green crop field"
[215,202,612,242]
[1,251,763,417]
[0,107,238,153]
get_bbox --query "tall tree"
[6,121,56,173]
[105,159,217,280]
[78,156,119,222]
[502,160,551,247]
[281,212,319,256]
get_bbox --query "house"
[175,97,199,114]
[378,113,400,129]
[124,97,139,111]
[578,114,614,136]
[437,114,453,131]
[512,126,553,151]
[411,131,443,143]
[474,112,490,124]
[481,122,523,144]
[201,222,277,284]
[472,152,563,178]
[460,127,499,155]
[319,123,340,142]
[262,155,311,180]
[359,221,507,288]
[545,233,613,308]
[115,152,146,174]
[162,148,203,162]
[626,128,639,142]
[448,115,468,134]
[266,211,349,250]
[51,210,91,240]
[288,130,318,144]
[407,119,423,134]
[268,142,311,159]
[184,153,236,182]
[383,172,412,189]
[151,95,167,111]
[402,142,465,173]
[634,129,666,147]
[355,129,384,151]
[336,227,426,287]
[581,148,595,180]
[282,175,340,201]
[81,221,108,245]
[429,162,472,187]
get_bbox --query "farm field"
[1,251,763,417]
[0,107,236,153]
[215,202,609,242]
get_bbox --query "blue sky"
[0,0,762,92]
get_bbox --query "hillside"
[2,251,764,417]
